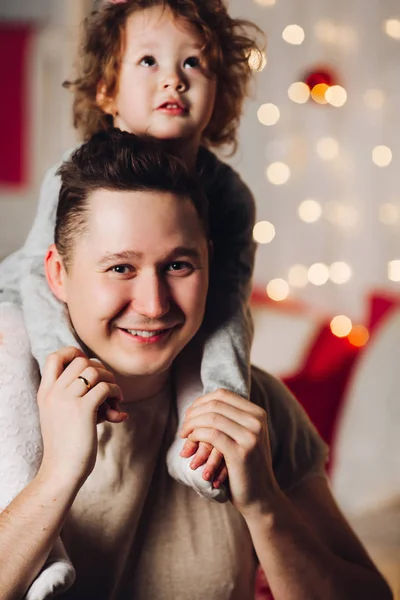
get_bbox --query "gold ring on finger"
[78,375,92,391]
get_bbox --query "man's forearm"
[0,471,77,600]
[246,491,392,600]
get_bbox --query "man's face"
[109,6,217,152]
[55,188,209,381]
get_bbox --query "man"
[0,130,392,599]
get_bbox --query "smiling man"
[0,129,392,600]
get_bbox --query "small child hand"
[180,440,228,486]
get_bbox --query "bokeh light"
[310,83,329,104]
[254,0,276,5]
[298,199,322,223]
[348,325,369,347]
[257,103,280,126]
[282,24,305,45]
[372,145,393,167]
[315,20,338,43]
[316,137,339,160]
[330,315,352,337]
[266,279,290,301]
[266,162,291,185]
[379,203,399,225]
[325,85,347,107]
[287,264,309,288]
[308,263,330,286]
[329,261,352,284]
[363,89,385,110]
[253,221,276,243]
[248,49,267,71]
[288,82,310,104]
[384,19,400,40]
[388,260,400,282]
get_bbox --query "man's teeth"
[126,329,164,338]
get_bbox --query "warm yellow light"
[298,199,322,223]
[388,260,400,282]
[266,278,290,301]
[288,81,310,104]
[363,89,385,110]
[330,261,352,284]
[384,19,400,40]
[282,24,305,45]
[257,103,280,126]
[348,325,369,347]
[315,20,338,43]
[316,137,339,160]
[311,83,329,104]
[372,145,393,167]
[266,162,291,185]
[325,85,347,107]
[287,264,309,288]
[379,203,399,225]
[308,263,330,286]
[253,221,276,244]
[330,315,352,338]
[254,0,276,5]
[248,49,267,72]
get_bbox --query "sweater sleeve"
[250,366,329,493]
[198,149,256,399]
[1,153,81,373]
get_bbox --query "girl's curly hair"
[64,0,265,153]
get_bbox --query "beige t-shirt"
[61,367,328,600]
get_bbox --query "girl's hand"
[179,439,228,488]
[179,389,280,517]
[37,347,127,488]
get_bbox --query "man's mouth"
[118,326,176,343]
[125,328,170,338]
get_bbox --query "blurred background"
[0,0,399,596]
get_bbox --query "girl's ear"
[45,244,68,303]
[96,82,117,116]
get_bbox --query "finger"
[103,398,128,423]
[182,400,263,436]
[179,440,198,458]
[40,347,86,396]
[202,447,224,480]
[187,427,235,460]
[213,464,228,488]
[85,382,123,412]
[181,412,253,446]
[70,365,116,397]
[55,355,92,388]
[189,389,263,418]
[189,442,214,470]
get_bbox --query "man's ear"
[96,82,116,116]
[45,244,68,302]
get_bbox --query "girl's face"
[100,5,217,160]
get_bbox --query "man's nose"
[133,273,170,319]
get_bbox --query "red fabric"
[366,291,400,331]
[0,23,32,186]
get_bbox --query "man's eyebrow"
[97,250,143,267]
[97,247,202,266]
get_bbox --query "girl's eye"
[110,265,132,275]
[167,261,194,274]
[140,55,156,67]
[184,56,201,69]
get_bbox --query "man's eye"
[110,265,132,274]
[184,56,201,69]
[167,261,193,274]
[140,55,156,67]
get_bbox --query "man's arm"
[0,347,126,600]
[0,473,79,600]
[245,476,393,600]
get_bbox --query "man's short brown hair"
[55,128,209,268]
[64,0,264,153]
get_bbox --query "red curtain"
[0,23,32,186]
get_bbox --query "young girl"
[0,0,263,597]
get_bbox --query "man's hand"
[179,389,280,517]
[37,347,127,488]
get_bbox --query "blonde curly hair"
[64,0,265,153]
